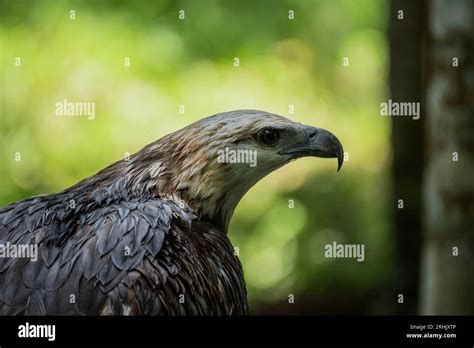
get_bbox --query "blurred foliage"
[0,0,393,313]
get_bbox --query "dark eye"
[258,128,280,146]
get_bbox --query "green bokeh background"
[0,0,394,314]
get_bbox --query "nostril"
[308,130,317,139]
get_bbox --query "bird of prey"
[0,110,343,315]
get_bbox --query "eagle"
[0,110,343,315]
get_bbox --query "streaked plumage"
[0,110,343,315]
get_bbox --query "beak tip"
[337,150,344,172]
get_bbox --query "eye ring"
[258,128,280,146]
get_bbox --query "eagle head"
[138,109,343,232]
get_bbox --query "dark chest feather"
[0,196,248,315]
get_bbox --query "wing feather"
[0,192,247,315]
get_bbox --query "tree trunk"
[390,0,426,314]
[420,0,474,314]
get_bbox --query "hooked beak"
[279,126,344,172]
